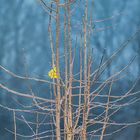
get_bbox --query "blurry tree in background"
[0,0,140,140]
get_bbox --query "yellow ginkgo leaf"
[48,67,58,79]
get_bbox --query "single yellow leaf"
[48,67,58,79]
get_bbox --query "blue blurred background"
[0,0,140,139]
